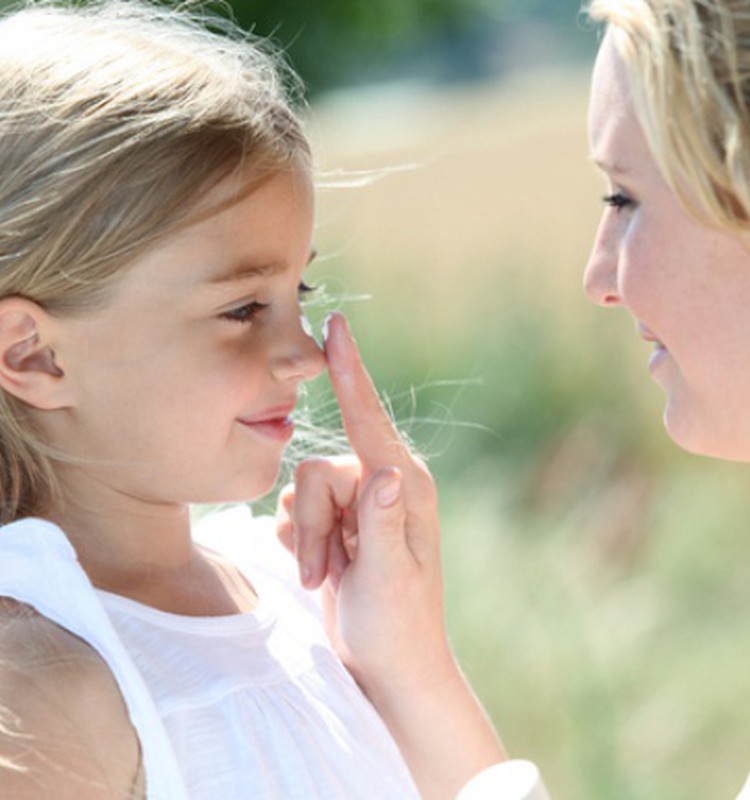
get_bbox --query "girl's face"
[49,163,325,507]
[585,33,750,461]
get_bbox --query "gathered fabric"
[0,506,420,800]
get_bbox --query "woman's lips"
[636,322,668,372]
[648,342,668,372]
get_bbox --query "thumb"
[356,467,408,565]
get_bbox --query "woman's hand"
[276,313,506,800]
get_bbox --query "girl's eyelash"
[603,192,634,211]
[220,283,318,324]
[220,301,268,324]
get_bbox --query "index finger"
[324,312,409,471]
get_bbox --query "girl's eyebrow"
[207,249,318,286]
[208,260,284,285]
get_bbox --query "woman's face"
[585,32,750,461]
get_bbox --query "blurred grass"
[292,70,750,799]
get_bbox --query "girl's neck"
[44,491,260,618]
[46,494,197,593]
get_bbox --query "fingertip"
[277,483,295,514]
[299,559,323,590]
[321,312,334,347]
[323,312,354,368]
[300,561,314,588]
[298,549,326,590]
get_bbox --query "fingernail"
[300,562,312,586]
[376,475,401,508]
[300,313,315,340]
[322,313,333,345]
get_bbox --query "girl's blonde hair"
[0,0,310,523]
[586,0,750,230]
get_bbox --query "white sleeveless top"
[0,507,420,800]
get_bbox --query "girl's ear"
[0,297,72,410]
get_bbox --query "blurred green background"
[233,1,750,798]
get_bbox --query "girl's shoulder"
[0,597,144,799]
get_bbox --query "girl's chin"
[195,469,283,506]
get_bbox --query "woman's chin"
[663,402,750,462]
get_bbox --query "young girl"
[0,1,508,798]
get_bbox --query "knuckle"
[294,456,329,482]
[329,454,360,470]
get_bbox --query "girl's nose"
[583,226,622,307]
[270,314,326,383]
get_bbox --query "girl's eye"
[220,282,316,324]
[298,281,317,300]
[220,301,268,324]
[603,191,634,212]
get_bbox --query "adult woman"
[456,1,750,796]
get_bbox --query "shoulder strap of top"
[0,517,190,800]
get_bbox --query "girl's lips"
[238,404,296,442]
[239,416,294,441]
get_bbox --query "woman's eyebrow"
[590,154,632,176]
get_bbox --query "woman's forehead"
[588,34,641,173]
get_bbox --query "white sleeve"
[456,760,549,800]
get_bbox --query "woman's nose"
[270,313,326,383]
[583,223,622,307]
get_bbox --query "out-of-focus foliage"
[216,0,595,93]
[203,0,497,92]
[0,0,595,93]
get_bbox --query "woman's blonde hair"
[0,0,310,522]
[586,0,750,230]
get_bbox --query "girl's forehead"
[103,166,315,302]
[187,158,313,224]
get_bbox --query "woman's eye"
[602,192,634,212]
[220,301,268,324]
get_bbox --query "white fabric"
[737,772,750,799]
[0,507,420,800]
[0,516,189,800]
[456,760,549,800]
